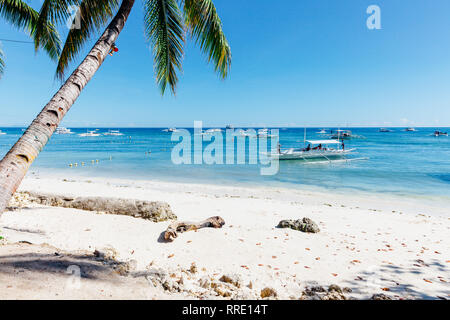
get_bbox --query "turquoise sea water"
[0,127,449,198]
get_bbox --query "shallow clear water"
[1,127,449,198]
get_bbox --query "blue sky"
[1,0,450,127]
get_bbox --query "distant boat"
[433,130,448,137]
[0,130,6,135]
[266,140,356,161]
[317,129,327,134]
[379,128,393,132]
[225,124,233,129]
[206,128,222,133]
[405,128,416,132]
[103,129,124,136]
[55,127,73,134]
[79,129,101,137]
[163,128,178,132]
[330,129,352,139]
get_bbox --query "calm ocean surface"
[1,127,449,198]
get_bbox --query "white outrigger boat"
[267,140,357,162]
[330,129,352,139]
[433,130,448,137]
[103,129,124,136]
[0,130,6,135]
[162,128,179,132]
[55,127,74,134]
[79,129,101,137]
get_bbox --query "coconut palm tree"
[0,0,61,79]
[0,0,231,213]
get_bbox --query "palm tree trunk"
[0,0,135,214]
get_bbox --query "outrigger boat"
[433,130,448,137]
[405,127,416,132]
[267,140,356,162]
[0,130,6,135]
[330,129,352,139]
[79,129,101,137]
[317,129,327,134]
[163,128,178,132]
[379,128,393,132]
[103,129,124,136]
[55,127,74,134]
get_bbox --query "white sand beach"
[0,173,449,300]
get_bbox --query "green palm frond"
[0,0,62,61]
[0,0,37,31]
[144,0,185,95]
[183,0,231,79]
[0,47,4,79]
[33,0,78,54]
[55,0,120,80]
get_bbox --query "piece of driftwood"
[163,216,225,242]
[16,192,177,222]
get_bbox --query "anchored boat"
[79,129,101,137]
[55,127,74,134]
[330,129,352,139]
[433,130,448,137]
[103,129,124,136]
[266,140,357,162]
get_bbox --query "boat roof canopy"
[306,140,341,145]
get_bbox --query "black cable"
[0,38,33,44]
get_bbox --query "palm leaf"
[183,0,231,78]
[55,0,119,80]
[0,47,4,79]
[0,0,62,61]
[144,0,185,94]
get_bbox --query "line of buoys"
[69,157,110,167]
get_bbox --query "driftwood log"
[163,216,225,242]
[12,192,177,222]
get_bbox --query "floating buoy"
[91,160,95,164]
[74,163,78,167]
[96,159,99,163]
[69,163,73,167]
[81,162,85,166]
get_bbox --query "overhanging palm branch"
[144,0,185,94]
[34,0,119,80]
[183,0,231,79]
[0,47,4,79]
[0,0,61,61]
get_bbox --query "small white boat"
[256,128,278,138]
[379,128,393,132]
[103,129,124,136]
[317,129,327,134]
[206,128,223,133]
[330,130,352,139]
[79,129,101,137]
[405,127,416,132]
[55,127,73,134]
[267,140,355,161]
[163,128,178,132]
[0,130,6,135]
[433,130,448,137]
